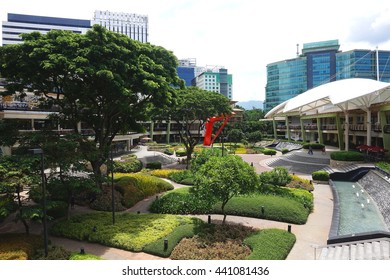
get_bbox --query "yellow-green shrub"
[150,169,181,178]
[286,175,314,191]
[0,233,42,260]
[235,147,247,154]
[115,173,174,208]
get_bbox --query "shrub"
[50,213,197,252]
[34,245,71,260]
[175,149,187,157]
[146,161,162,170]
[259,166,292,187]
[69,252,103,260]
[377,161,390,174]
[115,174,173,208]
[113,160,143,173]
[0,233,43,260]
[281,148,289,154]
[143,223,200,257]
[302,143,325,150]
[168,170,194,185]
[89,188,126,211]
[234,147,247,154]
[330,151,364,161]
[244,229,296,260]
[286,175,314,191]
[312,170,329,181]
[150,187,211,214]
[150,169,180,178]
[47,200,68,219]
[170,224,254,260]
[262,148,277,155]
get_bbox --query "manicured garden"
[47,212,296,260]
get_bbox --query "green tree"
[227,128,244,151]
[169,87,232,168]
[193,155,259,224]
[246,130,263,145]
[0,25,183,187]
[0,156,41,234]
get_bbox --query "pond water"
[333,181,388,236]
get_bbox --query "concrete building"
[91,10,148,43]
[192,66,233,100]
[2,13,90,45]
[264,39,390,112]
[2,10,148,46]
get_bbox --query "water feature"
[331,181,388,236]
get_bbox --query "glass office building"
[264,39,390,112]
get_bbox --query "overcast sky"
[2,0,390,102]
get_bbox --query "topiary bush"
[113,160,143,173]
[168,170,195,185]
[175,149,187,157]
[150,169,181,178]
[302,143,325,150]
[312,170,329,181]
[330,151,364,161]
[262,148,277,155]
[146,161,162,170]
[281,148,289,154]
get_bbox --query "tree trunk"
[221,201,228,225]
[16,186,29,235]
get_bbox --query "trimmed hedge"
[302,143,324,150]
[146,161,162,170]
[113,160,143,173]
[244,229,296,260]
[262,148,277,155]
[312,170,329,181]
[330,151,364,161]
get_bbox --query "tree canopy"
[193,155,259,224]
[0,25,183,185]
[169,87,232,167]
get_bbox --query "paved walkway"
[0,145,335,260]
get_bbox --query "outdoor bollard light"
[164,239,168,251]
[156,195,159,200]
[80,247,85,254]
[288,224,292,233]
[29,148,48,258]
[208,215,211,224]
[137,211,141,214]
[261,206,265,215]
[251,162,253,167]
[93,226,97,232]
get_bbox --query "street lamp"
[29,148,48,257]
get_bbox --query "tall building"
[192,67,233,100]
[264,39,390,112]
[1,13,90,45]
[2,11,149,46]
[177,58,199,87]
[91,10,148,43]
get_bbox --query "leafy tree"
[246,131,263,145]
[193,155,259,224]
[0,25,183,187]
[169,87,232,168]
[227,128,244,151]
[0,156,41,234]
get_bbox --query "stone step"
[319,239,390,260]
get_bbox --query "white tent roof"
[265,78,390,118]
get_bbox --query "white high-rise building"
[92,10,148,43]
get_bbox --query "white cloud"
[2,0,390,102]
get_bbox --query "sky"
[2,0,390,102]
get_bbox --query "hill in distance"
[236,100,264,110]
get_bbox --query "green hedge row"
[330,151,364,161]
[311,170,329,181]
[302,143,325,150]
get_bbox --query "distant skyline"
[2,0,390,102]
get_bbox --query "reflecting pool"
[332,181,388,236]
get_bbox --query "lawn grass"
[151,187,311,224]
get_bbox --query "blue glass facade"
[8,13,91,28]
[177,67,196,86]
[264,40,390,112]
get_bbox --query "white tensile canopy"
[265,78,390,118]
